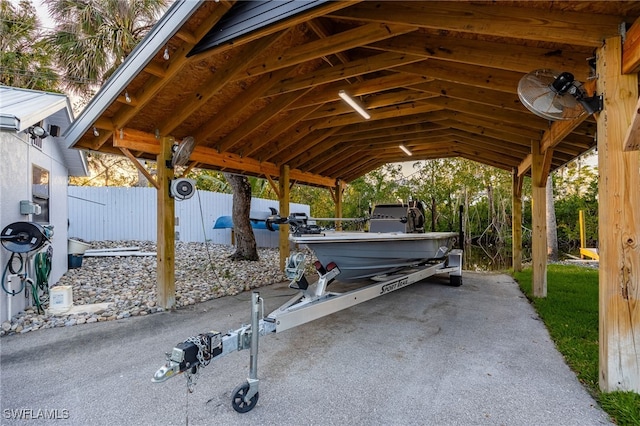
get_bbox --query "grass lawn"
[513,264,640,425]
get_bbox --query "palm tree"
[43,0,166,95]
[0,0,58,91]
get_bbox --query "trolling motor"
[265,212,323,235]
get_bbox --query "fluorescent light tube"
[399,144,412,156]
[338,90,370,120]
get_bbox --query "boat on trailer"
[289,201,459,281]
[152,201,464,413]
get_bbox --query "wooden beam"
[118,147,159,189]
[266,51,424,96]
[596,36,640,393]
[531,139,547,298]
[113,128,335,188]
[156,136,175,309]
[192,66,295,145]
[314,102,443,129]
[216,87,314,153]
[622,95,640,151]
[369,32,591,79]
[512,168,523,272]
[329,2,621,47]
[242,23,417,78]
[539,80,597,153]
[278,165,290,271]
[622,17,640,74]
[396,61,523,94]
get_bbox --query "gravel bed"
[1,241,309,337]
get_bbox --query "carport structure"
[65,1,639,393]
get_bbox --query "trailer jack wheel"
[449,275,462,287]
[231,382,259,413]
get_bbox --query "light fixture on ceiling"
[93,127,100,137]
[27,125,49,139]
[338,90,370,120]
[124,90,131,103]
[399,144,412,156]
[163,47,170,60]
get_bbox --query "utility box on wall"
[19,200,41,215]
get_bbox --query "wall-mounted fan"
[518,69,602,121]
[171,136,195,168]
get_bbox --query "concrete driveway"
[0,272,611,425]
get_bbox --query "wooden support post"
[279,165,290,271]
[512,168,523,272]
[531,140,547,298]
[157,136,175,309]
[335,180,343,231]
[596,36,640,393]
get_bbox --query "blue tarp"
[213,216,278,230]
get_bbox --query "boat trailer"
[152,248,463,413]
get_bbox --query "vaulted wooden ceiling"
[68,1,640,188]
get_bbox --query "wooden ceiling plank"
[331,121,447,142]
[300,143,352,173]
[443,115,543,142]
[271,126,344,165]
[193,66,295,145]
[303,89,438,121]
[341,129,452,147]
[285,72,430,109]
[313,102,444,129]
[266,51,425,96]
[333,110,450,135]
[112,2,233,129]
[396,61,523,94]
[410,79,530,114]
[216,87,315,153]
[328,2,622,46]
[306,18,363,83]
[242,23,417,78]
[158,30,287,135]
[369,32,591,79]
[242,105,322,158]
[427,97,546,130]
[622,17,640,74]
[449,131,530,158]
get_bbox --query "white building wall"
[0,126,71,321]
[68,187,310,247]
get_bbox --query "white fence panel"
[68,187,309,247]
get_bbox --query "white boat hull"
[290,231,458,281]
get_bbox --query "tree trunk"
[546,177,559,261]
[223,173,258,261]
[431,196,436,232]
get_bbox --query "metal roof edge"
[0,86,71,131]
[64,0,204,148]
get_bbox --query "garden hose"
[32,246,52,314]
[1,252,25,295]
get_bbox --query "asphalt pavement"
[1,272,611,425]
